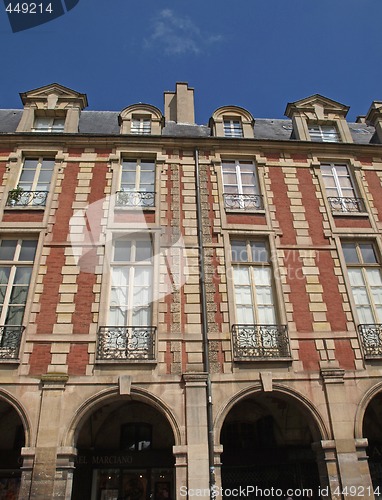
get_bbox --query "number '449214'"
[6,3,53,14]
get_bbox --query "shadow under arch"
[214,382,330,444]
[354,380,382,439]
[63,385,182,449]
[0,387,32,448]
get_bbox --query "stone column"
[29,374,69,500]
[173,445,187,499]
[183,373,210,498]
[19,447,35,499]
[321,368,375,499]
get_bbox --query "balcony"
[359,324,382,358]
[327,197,366,213]
[6,190,48,207]
[115,191,155,208]
[223,193,264,211]
[0,326,24,360]
[232,324,290,360]
[97,326,156,361]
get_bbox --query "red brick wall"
[269,167,296,245]
[29,343,51,375]
[3,211,44,223]
[334,339,355,370]
[284,250,312,332]
[299,340,320,371]
[226,214,267,225]
[365,171,382,222]
[67,343,89,375]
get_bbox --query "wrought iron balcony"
[223,193,264,211]
[97,326,156,361]
[232,324,290,360]
[115,191,155,208]
[327,197,366,213]
[0,326,24,360]
[6,190,48,207]
[359,324,382,358]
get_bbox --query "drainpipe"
[194,148,216,498]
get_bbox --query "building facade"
[1,82,382,499]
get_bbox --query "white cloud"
[145,9,222,56]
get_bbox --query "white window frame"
[320,162,362,212]
[222,160,260,209]
[32,116,65,133]
[223,118,243,138]
[131,116,151,135]
[231,240,277,325]
[343,241,382,324]
[308,124,340,142]
[0,238,37,326]
[109,236,153,327]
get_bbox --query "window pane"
[0,267,10,285]
[135,241,152,262]
[360,244,378,264]
[231,242,248,262]
[114,241,131,262]
[0,241,17,261]
[19,241,37,261]
[343,243,358,264]
[251,242,268,263]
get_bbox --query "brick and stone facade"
[1,83,382,499]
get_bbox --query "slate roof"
[0,109,377,144]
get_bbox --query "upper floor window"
[8,158,55,208]
[309,124,340,142]
[116,159,155,208]
[109,236,153,327]
[222,160,263,210]
[32,116,65,133]
[231,240,276,325]
[224,119,243,138]
[343,242,382,325]
[0,238,37,326]
[320,163,365,213]
[131,116,151,135]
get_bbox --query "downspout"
[194,148,216,498]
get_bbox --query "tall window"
[0,239,37,326]
[309,124,340,142]
[320,163,363,212]
[343,242,382,324]
[117,159,155,207]
[224,119,243,138]
[32,116,65,133]
[109,236,153,327]
[131,116,151,135]
[231,240,276,324]
[12,158,55,207]
[222,160,262,210]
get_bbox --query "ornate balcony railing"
[232,324,290,360]
[327,197,366,213]
[6,190,48,207]
[115,191,155,208]
[97,326,156,361]
[223,193,264,211]
[0,326,24,360]
[359,324,382,358]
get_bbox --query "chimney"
[164,82,195,124]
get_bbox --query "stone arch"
[0,388,32,447]
[214,383,329,444]
[210,105,254,124]
[354,381,382,439]
[63,386,182,449]
[119,103,163,122]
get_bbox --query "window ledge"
[233,356,292,363]
[0,359,20,365]
[114,206,156,212]
[332,211,369,217]
[4,206,46,211]
[95,358,157,365]
[225,209,266,215]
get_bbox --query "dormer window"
[131,115,151,135]
[32,116,65,133]
[224,118,243,138]
[308,124,340,143]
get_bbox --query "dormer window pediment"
[285,94,352,143]
[16,83,87,133]
[119,104,163,135]
[210,106,255,138]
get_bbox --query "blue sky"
[1,0,381,124]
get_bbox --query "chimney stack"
[164,82,195,124]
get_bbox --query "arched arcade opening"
[219,391,323,498]
[71,399,176,500]
[0,398,26,498]
[363,391,382,495]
